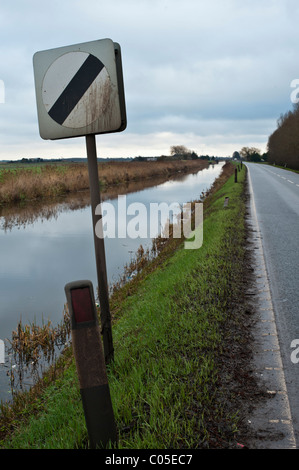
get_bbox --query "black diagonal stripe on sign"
[48,54,105,125]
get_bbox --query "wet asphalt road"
[246,162,299,446]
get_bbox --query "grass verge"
[0,163,254,449]
[263,162,299,174]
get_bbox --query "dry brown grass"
[8,307,71,393]
[0,159,209,205]
[97,159,208,186]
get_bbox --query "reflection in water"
[0,163,224,401]
[0,172,191,232]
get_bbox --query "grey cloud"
[0,0,298,159]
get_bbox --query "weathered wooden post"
[65,280,117,449]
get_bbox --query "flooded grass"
[7,308,71,394]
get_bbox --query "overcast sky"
[0,0,298,160]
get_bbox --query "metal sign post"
[33,38,127,364]
[86,134,114,363]
[64,280,117,449]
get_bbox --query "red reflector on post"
[71,287,95,324]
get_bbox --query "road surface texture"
[246,162,299,448]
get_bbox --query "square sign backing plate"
[33,38,126,140]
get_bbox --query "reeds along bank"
[0,159,209,205]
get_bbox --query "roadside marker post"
[33,38,127,363]
[64,280,117,449]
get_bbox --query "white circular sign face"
[42,51,111,129]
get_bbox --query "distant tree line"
[267,103,299,170]
[9,157,46,164]
[8,157,64,164]
[155,146,221,162]
[169,145,199,160]
[239,147,267,162]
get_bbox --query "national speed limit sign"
[33,38,126,140]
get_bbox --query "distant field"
[0,160,75,170]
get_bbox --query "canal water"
[0,162,224,402]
